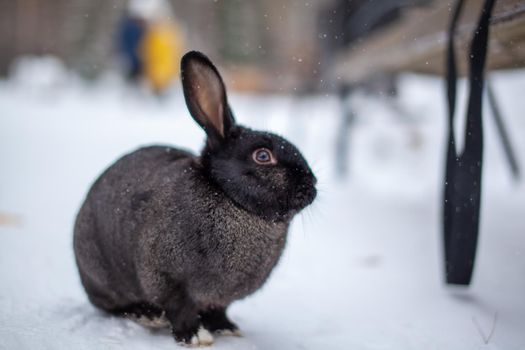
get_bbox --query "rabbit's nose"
[312,174,318,186]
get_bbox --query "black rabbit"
[74,51,317,346]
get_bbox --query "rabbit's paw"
[134,313,170,329]
[189,326,214,347]
[207,318,241,337]
[200,308,241,337]
[216,327,242,337]
[175,326,214,347]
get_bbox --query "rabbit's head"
[181,51,316,221]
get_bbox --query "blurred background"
[0,0,327,92]
[1,0,525,349]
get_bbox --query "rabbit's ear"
[181,51,235,148]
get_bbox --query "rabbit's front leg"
[163,291,214,346]
[200,307,241,336]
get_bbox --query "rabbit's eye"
[253,148,276,165]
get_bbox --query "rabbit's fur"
[74,51,316,346]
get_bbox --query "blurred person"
[118,13,146,81]
[119,0,184,94]
[141,15,184,95]
[131,0,184,95]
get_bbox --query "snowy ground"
[1,61,524,349]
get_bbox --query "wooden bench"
[333,0,525,83]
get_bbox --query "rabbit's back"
[74,145,194,309]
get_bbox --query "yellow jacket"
[141,21,183,92]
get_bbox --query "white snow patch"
[1,62,524,349]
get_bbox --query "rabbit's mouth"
[289,180,317,211]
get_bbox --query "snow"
[1,62,524,349]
